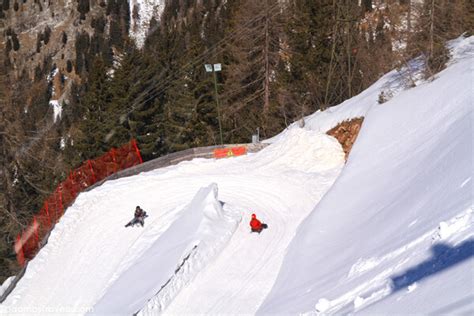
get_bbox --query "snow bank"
[91,183,240,315]
[0,277,14,298]
[258,36,474,315]
[247,129,344,174]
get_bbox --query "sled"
[125,213,148,227]
[251,223,268,234]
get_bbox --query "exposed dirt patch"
[327,117,364,160]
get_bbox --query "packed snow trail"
[142,131,345,314]
[151,171,341,315]
[1,129,344,315]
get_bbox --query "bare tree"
[222,0,284,139]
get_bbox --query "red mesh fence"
[15,139,142,266]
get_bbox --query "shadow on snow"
[390,239,474,292]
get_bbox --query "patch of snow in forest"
[49,100,62,122]
[60,137,66,150]
[129,0,165,48]
[46,67,59,82]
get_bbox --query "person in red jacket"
[250,213,267,233]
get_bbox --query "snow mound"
[91,183,240,315]
[249,129,345,174]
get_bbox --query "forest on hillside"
[0,0,472,281]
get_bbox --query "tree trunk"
[324,0,339,107]
[263,0,270,114]
[407,0,412,33]
[429,0,435,59]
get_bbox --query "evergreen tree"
[106,47,140,149]
[143,2,222,153]
[116,44,170,158]
[73,57,112,164]
[280,0,334,113]
[159,38,202,152]
[178,14,222,148]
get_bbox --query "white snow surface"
[0,277,14,298]
[129,0,165,48]
[91,183,240,315]
[1,36,473,315]
[259,35,474,315]
[0,128,345,314]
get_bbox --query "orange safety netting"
[15,139,142,266]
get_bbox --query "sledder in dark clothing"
[125,206,148,227]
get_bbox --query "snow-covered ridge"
[138,184,241,315]
[129,0,165,48]
[91,183,240,315]
[259,35,474,315]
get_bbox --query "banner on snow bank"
[213,146,247,159]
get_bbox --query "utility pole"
[205,63,223,145]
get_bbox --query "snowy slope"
[160,133,344,315]
[259,36,474,315]
[1,36,472,315]
[91,184,240,315]
[1,129,344,314]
